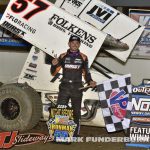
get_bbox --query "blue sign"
[126,84,150,149]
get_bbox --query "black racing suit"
[51,49,93,136]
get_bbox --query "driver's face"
[68,40,81,51]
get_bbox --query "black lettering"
[96,8,107,18]
[20,31,26,36]
[68,0,82,7]
[87,36,97,43]
[78,1,82,7]
[76,1,82,7]
[67,24,78,33]
[61,20,69,29]
[2,21,26,36]
[74,0,78,7]
[53,24,65,33]
[56,18,65,25]
[9,24,15,30]
[50,14,59,22]
[72,0,76,4]
[14,18,19,23]
[14,28,20,34]
[3,21,10,28]
[81,31,91,41]
[24,24,28,29]
[103,13,112,21]
[20,22,25,28]
[87,5,98,15]
[48,14,96,47]
[17,20,22,25]
[13,26,21,34]
[87,5,112,22]
[80,39,93,48]
[74,28,84,37]
[9,15,14,20]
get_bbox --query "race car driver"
[51,35,96,137]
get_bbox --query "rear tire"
[0,83,42,132]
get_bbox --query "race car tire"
[0,83,42,132]
[0,82,3,86]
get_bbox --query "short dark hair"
[69,35,81,43]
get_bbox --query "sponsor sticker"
[48,14,97,48]
[29,63,37,68]
[86,4,114,24]
[24,73,37,80]
[32,55,38,61]
[66,0,83,8]
[1,21,26,38]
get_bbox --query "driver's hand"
[52,58,59,66]
[89,81,97,88]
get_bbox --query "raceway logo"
[109,90,128,120]
[86,4,114,24]
[0,131,53,149]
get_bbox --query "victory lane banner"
[0,0,106,67]
[55,0,144,62]
[0,14,30,47]
[126,83,150,149]
[97,74,132,132]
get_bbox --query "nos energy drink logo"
[109,90,128,120]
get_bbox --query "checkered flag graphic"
[97,74,132,132]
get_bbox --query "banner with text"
[126,83,150,148]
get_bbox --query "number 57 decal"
[11,0,49,20]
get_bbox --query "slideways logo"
[87,4,114,24]
[0,131,52,149]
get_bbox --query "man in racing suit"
[51,35,96,136]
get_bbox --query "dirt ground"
[9,121,147,150]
